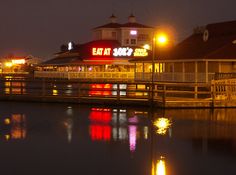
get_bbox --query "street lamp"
[151,32,169,105]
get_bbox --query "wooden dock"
[0,77,235,108]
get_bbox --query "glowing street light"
[156,33,168,46]
[151,31,169,105]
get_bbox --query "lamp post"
[151,32,168,106]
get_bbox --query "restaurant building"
[133,20,236,83]
[35,14,154,81]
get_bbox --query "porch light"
[143,44,151,50]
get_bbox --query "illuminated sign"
[92,48,112,56]
[113,47,133,57]
[12,59,25,64]
[91,47,148,57]
[133,48,148,57]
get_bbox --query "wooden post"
[194,84,198,99]
[78,83,81,98]
[42,79,45,96]
[117,83,120,102]
[211,80,215,108]
[182,62,185,82]
[163,84,166,108]
[205,61,209,83]
[10,80,12,95]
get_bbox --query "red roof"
[165,20,236,60]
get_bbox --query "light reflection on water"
[0,103,236,174]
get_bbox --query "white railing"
[34,71,135,80]
[135,72,215,83]
[212,79,236,100]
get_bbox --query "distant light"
[4,62,13,68]
[130,30,137,35]
[12,59,25,64]
[5,134,10,141]
[143,44,150,50]
[4,118,11,125]
[68,42,73,50]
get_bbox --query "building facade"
[35,14,154,81]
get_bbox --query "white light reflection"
[64,118,73,143]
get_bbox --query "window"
[131,39,136,45]
[125,39,129,44]
[138,34,149,41]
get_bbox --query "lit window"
[130,30,137,35]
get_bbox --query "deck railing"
[135,72,215,83]
[34,71,135,80]
[212,79,236,101]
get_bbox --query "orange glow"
[4,62,13,67]
[4,118,11,125]
[156,33,168,46]
[11,114,26,139]
[152,158,167,175]
[5,134,10,140]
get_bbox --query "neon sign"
[91,47,148,57]
[133,48,148,57]
[113,47,133,57]
[92,48,112,56]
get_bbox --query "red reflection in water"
[89,108,112,141]
[90,125,111,141]
[89,108,111,123]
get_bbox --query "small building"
[133,20,236,83]
[0,55,42,73]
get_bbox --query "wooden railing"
[211,79,236,101]
[135,72,215,83]
[214,73,236,80]
[34,71,135,80]
[0,78,214,107]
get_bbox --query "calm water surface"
[0,102,236,175]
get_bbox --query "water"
[0,102,236,175]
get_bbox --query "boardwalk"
[0,76,236,108]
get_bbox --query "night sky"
[0,0,236,59]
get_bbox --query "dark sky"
[1,0,236,59]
